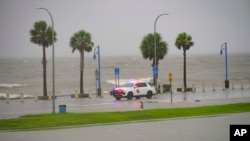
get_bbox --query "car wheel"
[127,92,133,100]
[115,96,121,100]
[146,91,153,99]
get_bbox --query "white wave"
[106,77,153,85]
[0,83,22,88]
[0,93,34,99]
[106,79,129,85]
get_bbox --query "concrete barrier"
[192,84,195,92]
[6,93,10,103]
[100,89,104,98]
[48,91,52,101]
[174,80,247,93]
[159,84,163,94]
[20,92,24,103]
[35,92,38,102]
[212,82,216,92]
[88,89,92,98]
[75,90,78,100]
[2,80,246,104]
[181,84,184,92]
[202,83,205,92]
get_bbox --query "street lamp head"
[220,50,223,55]
[93,46,99,60]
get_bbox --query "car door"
[136,82,147,95]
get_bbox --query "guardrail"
[158,80,249,94]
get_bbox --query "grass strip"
[0,103,250,131]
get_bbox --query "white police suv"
[112,80,156,100]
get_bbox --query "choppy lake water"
[0,54,250,96]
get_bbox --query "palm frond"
[29,21,57,47]
[69,30,94,53]
[139,32,168,65]
[175,32,194,50]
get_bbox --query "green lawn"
[0,103,250,131]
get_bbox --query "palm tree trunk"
[80,51,84,94]
[42,46,48,96]
[183,49,187,91]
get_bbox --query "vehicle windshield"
[122,83,134,87]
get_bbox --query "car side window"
[137,83,147,87]
[148,82,154,87]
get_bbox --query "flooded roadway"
[0,88,249,119]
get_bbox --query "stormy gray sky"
[0,0,249,58]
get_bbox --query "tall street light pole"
[154,13,168,92]
[93,46,101,97]
[220,42,229,88]
[35,7,56,113]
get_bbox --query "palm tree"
[30,21,57,97]
[70,30,94,94]
[140,32,168,86]
[175,32,194,91]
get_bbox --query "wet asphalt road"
[0,88,250,119]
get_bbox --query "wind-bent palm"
[70,30,94,94]
[30,21,57,97]
[140,32,168,86]
[175,32,194,91]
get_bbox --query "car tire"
[115,96,121,100]
[127,92,133,100]
[146,91,153,99]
